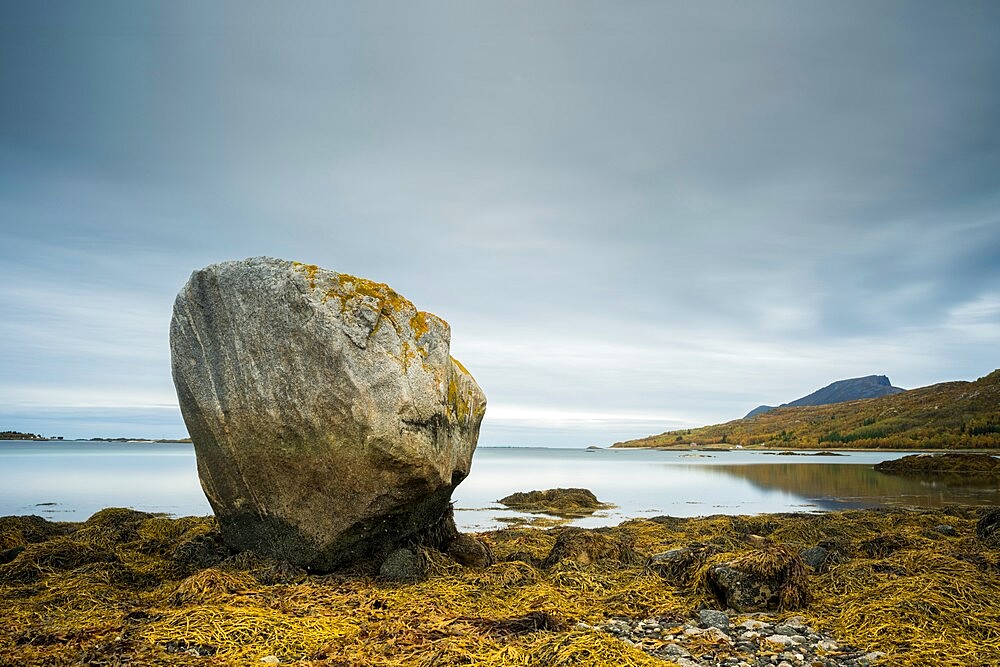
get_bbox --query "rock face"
[170,258,486,571]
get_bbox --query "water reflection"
[2,442,997,531]
[698,463,1000,511]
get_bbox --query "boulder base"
[170,258,486,571]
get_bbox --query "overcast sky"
[1,2,998,445]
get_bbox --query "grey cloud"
[1,1,998,442]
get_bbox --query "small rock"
[699,608,730,630]
[379,548,424,581]
[661,644,692,657]
[447,533,493,568]
[766,634,795,646]
[260,657,280,665]
[933,524,957,536]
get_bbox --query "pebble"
[599,613,886,667]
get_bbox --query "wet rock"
[933,524,957,536]
[170,258,486,571]
[447,533,493,568]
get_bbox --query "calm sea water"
[1,441,997,530]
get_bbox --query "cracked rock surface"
[170,257,486,571]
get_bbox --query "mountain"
[612,369,1000,450]
[745,375,905,418]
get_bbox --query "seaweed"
[1,507,999,665]
[499,488,614,518]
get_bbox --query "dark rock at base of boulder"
[447,534,494,568]
[977,509,1000,547]
[704,546,809,612]
[380,548,425,581]
[498,488,610,517]
[875,453,1000,476]
[542,528,638,568]
[648,543,720,584]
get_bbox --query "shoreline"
[610,444,1000,454]
[2,505,998,666]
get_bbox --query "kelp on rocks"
[1,506,999,666]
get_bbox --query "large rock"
[170,258,486,571]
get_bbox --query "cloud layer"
[1,2,998,443]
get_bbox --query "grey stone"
[661,644,691,657]
[699,608,730,630]
[933,524,957,536]
[379,548,424,581]
[799,545,837,572]
[170,258,486,571]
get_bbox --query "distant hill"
[612,369,1000,450]
[745,374,905,418]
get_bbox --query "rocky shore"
[598,613,885,667]
[2,506,999,666]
